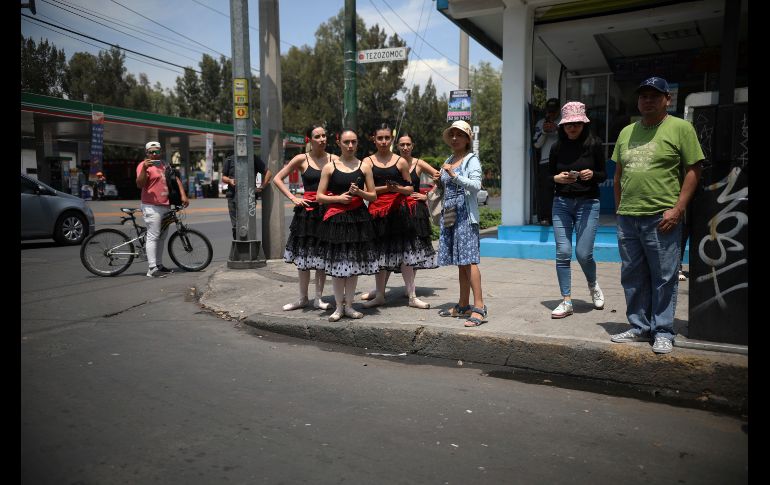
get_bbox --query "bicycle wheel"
[80,228,135,276]
[167,228,213,271]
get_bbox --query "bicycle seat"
[120,208,140,214]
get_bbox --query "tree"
[470,62,502,179]
[21,35,68,97]
[66,52,98,101]
[280,9,407,154]
[398,78,447,159]
[92,47,131,106]
[174,67,203,118]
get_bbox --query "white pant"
[141,204,170,269]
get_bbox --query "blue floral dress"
[437,165,480,266]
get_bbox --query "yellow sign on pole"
[233,78,248,96]
[234,105,249,119]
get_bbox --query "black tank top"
[301,153,323,192]
[369,156,403,187]
[409,165,421,193]
[328,160,363,194]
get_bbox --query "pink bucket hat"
[558,101,590,125]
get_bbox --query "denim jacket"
[442,152,482,224]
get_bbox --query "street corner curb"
[240,313,747,413]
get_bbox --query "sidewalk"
[199,255,747,415]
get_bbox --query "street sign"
[357,47,408,64]
[235,106,249,119]
[233,78,248,96]
[447,89,472,121]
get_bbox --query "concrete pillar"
[500,0,533,226]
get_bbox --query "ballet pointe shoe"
[360,290,377,301]
[283,297,309,311]
[363,294,386,308]
[408,297,430,309]
[343,304,364,319]
[328,307,343,322]
[314,297,330,310]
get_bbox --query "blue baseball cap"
[636,77,670,94]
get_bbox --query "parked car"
[477,188,489,205]
[21,173,95,245]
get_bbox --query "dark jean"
[552,196,600,297]
[616,214,681,340]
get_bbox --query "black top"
[328,160,363,194]
[548,134,607,199]
[301,154,323,192]
[222,155,267,198]
[409,166,421,193]
[369,156,405,187]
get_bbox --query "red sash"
[302,191,318,211]
[323,196,364,221]
[368,192,406,219]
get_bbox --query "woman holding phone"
[359,123,435,310]
[548,101,607,318]
[315,129,378,322]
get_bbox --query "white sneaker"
[589,283,605,309]
[551,300,573,319]
[146,266,167,278]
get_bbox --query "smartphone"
[569,170,579,178]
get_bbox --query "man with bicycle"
[136,141,189,278]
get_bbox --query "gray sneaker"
[610,329,650,343]
[652,335,674,354]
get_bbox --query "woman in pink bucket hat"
[547,101,607,319]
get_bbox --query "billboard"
[447,89,472,121]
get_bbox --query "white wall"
[500,0,534,226]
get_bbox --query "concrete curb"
[233,313,747,413]
[199,264,747,415]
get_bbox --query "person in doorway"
[548,101,607,318]
[222,154,273,240]
[95,171,107,200]
[610,76,704,354]
[315,129,379,322]
[434,120,487,327]
[272,124,337,312]
[358,124,436,310]
[533,98,561,225]
[136,141,189,278]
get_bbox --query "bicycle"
[80,206,213,277]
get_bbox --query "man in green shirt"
[610,77,704,354]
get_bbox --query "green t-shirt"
[612,116,704,215]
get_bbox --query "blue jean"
[552,196,600,297]
[616,214,681,340]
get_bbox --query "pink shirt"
[136,161,169,206]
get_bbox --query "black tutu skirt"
[370,201,437,271]
[314,205,380,277]
[284,205,328,271]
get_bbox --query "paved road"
[21,197,747,484]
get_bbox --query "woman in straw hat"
[434,120,487,327]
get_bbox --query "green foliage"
[479,207,501,229]
[281,8,407,155]
[21,36,68,97]
[469,62,502,179]
[399,79,448,159]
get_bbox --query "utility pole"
[343,0,357,130]
[259,0,285,259]
[459,30,469,89]
[227,0,262,268]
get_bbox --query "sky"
[20,0,502,101]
